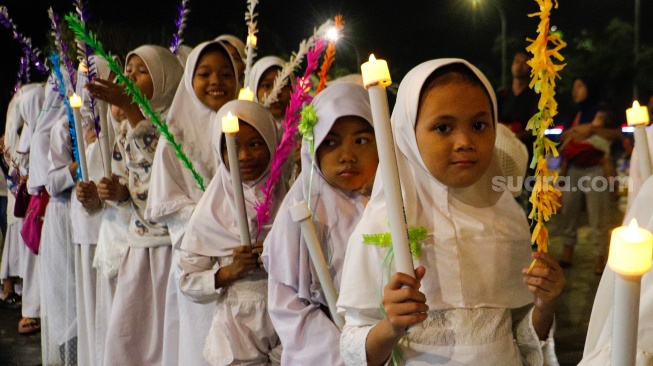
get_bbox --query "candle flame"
[369,54,376,62]
[626,218,643,241]
[633,100,641,109]
[227,112,233,118]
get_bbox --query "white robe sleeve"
[340,308,378,366]
[512,306,559,366]
[46,123,75,197]
[178,249,220,303]
[268,278,345,365]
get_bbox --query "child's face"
[125,55,154,100]
[222,122,270,181]
[316,117,378,192]
[572,79,588,104]
[222,43,245,80]
[415,81,495,188]
[257,67,291,119]
[192,50,237,111]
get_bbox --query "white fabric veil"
[263,82,373,302]
[337,59,533,315]
[146,40,238,222]
[180,100,283,257]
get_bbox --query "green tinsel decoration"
[363,226,427,258]
[65,13,206,191]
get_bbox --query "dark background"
[2,0,652,127]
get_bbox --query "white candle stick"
[222,112,251,246]
[69,93,89,182]
[97,100,112,179]
[289,200,345,330]
[627,100,652,181]
[361,55,414,278]
[608,218,653,366]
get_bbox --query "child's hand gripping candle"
[223,111,251,246]
[70,93,89,181]
[361,54,414,278]
[627,100,652,180]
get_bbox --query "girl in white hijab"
[146,40,238,366]
[179,100,284,365]
[262,82,378,365]
[215,34,245,81]
[247,56,291,123]
[579,174,653,365]
[87,45,183,365]
[2,85,45,335]
[337,59,565,365]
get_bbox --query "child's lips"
[451,160,476,167]
[339,169,359,178]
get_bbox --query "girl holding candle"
[262,82,378,365]
[145,40,238,366]
[337,59,565,365]
[179,99,284,366]
[86,45,183,365]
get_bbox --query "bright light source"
[327,28,339,42]
[551,25,557,32]
[544,127,563,135]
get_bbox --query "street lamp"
[471,0,507,88]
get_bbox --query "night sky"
[1,0,652,118]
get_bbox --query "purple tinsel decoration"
[12,55,29,94]
[49,8,77,90]
[254,38,327,237]
[0,6,48,75]
[169,0,190,54]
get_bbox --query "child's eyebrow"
[354,125,375,134]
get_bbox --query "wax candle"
[238,87,255,102]
[361,54,415,278]
[222,112,251,246]
[626,101,649,126]
[289,200,344,329]
[609,218,653,366]
[608,218,653,276]
[246,34,258,47]
[69,93,89,182]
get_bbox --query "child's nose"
[238,146,252,161]
[453,132,474,151]
[338,145,357,163]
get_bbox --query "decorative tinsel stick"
[525,0,566,272]
[66,13,207,191]
[169,0,190,54]
[0,6,48,75]
[49,8,77,90]
[13,55,29,94]
[261,19,332,107]
[254,38,326,236]
[74,0,101,137]
[316,15,343,94]
[243,0,259,86]
[49,52,82,179]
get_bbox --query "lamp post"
[472,0,507,88]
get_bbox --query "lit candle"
[626,101,652,181]
[69,93,89,182]
[289,200,344,329]
[238,87,255,102]
[360,54,415,278]
[222,112,240,134]
[222,112,251,246]
[608,218,653,366]
[246,34,258,47]
[626,100,649,126]
[361,54,392,88]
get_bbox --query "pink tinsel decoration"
[254,38,326,237]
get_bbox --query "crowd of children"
[15,19,648,365]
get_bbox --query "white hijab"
[180,100,284,257]
[146,40,237,220]
[247,56,285,103]
[15,86,46,156]
[215,34,246,60]
[28,72,67,193]
[581,175,653,364]
[337,59,533,314]
[263,82,373,304]
[125,45,183,120]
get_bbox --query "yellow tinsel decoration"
[525,0,566,272]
